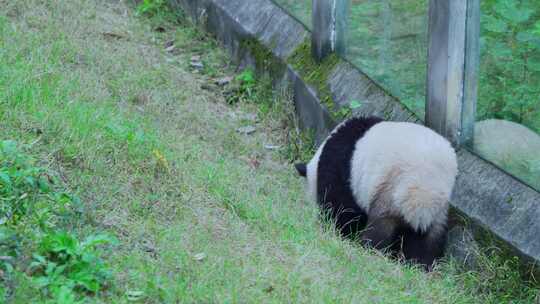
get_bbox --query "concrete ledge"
[287,66,334,142]
[168,0,540,265]
[455,149,540,262]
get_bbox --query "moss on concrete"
[240,37,285,77]
[382,102,394,121]
[239,37,346,121]
[286,40,344,121]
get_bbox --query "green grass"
[0,138,117,302]
[0,0,538,303]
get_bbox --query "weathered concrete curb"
[168,0,540,266]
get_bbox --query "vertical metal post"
[379,1,394,92]
[426,0,479,147]
[312,0,348,62]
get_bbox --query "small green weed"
[349,100,362,110]
[135,0,183,32]
[225,69,257,104]
[135,0,167,17]
[236,69,256,91]
[336,100,363,119]
[0,141,116,303]
[30,232,117,302]
[0,140,77,232]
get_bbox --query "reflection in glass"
[347,0,428,118]
[475,0,540,191]
[272,0,312,29]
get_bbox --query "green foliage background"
[480,0,540,133]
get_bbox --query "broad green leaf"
[81,234,117,249]
[72,271,99,292]
[0,140,18,157]
[0,172,11,187]
[34,276,51,288]
[527,59,540,72]
[494,0,532,24]
[533,21,540,35]
[41,231,78,256]
[516,30,540,49]
[37,176,51,192]
[483,15,508,33]
[24,176,35,188]
[349,100,362,109]
[490,41,512,58]
[53,285,80,304]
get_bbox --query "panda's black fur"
[295,116,457,270]
[314,116,383,237]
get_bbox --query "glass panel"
[346,0,429,118]
[474,0,540,191]
[272,0,312,29]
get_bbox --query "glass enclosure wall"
[272,0,312,29]
[473,0,540,191]
[346,0,428,118]
[272,0,540,192]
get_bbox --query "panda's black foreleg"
[401,226,447,271]
[318,202,366,240]
[359,216,399,251]
[335,209,367,239]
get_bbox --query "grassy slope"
[0,0,535,303]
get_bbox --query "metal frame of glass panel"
[311,0,347,61]
[426,0,479,148]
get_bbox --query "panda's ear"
[294,163,307,177]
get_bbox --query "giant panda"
[295,116,458,270]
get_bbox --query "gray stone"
[164,39,175,48]
[264,144,282,150]
[165,44,176,53]
[190,61,204,69]
[215,76,233,86]
[236,126,256,135]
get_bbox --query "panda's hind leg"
[400,224,447,271]
[359,215,400,251]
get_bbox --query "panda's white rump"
[350,121,458,233]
